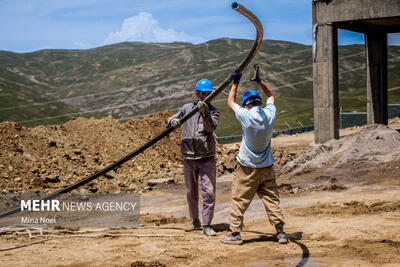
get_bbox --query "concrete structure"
[312,0,400,143]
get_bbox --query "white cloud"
[104,12,205,44]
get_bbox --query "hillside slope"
[1,39,399,134]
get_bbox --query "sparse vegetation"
[0,39,399,134]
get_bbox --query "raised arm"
[259,80,275,104]
[228,69,242,112]
[251,64,274,104]
[228,83,239,112]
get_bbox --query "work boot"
[275,222,289,244]
[185,218,202,232]
[220,232,243,245]
[203,226,216,236]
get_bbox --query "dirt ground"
[0,111,304,194]
[0,117,400,266]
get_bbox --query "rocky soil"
[0,117,400,266]
[0,111,305,194]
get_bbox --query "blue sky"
[0,0,399,53]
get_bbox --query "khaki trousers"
[228,163,284,233]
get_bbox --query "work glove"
[169,118,181,128]
[197,100,209,115]
[250,64,261,83]
[231,68,242,84]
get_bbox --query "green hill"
[0,39,399,135]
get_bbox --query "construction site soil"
[0,110,306,194]
[1,114,400,266]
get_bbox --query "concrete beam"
[313,25,339,144]
[314,0,400,24]
[335,20,400,34]
[366,32,388,125]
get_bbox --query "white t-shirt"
[235,102,276,168]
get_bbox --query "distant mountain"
[1,39,399,135]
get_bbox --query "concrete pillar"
[313,25,339,143]
[366,32,388,125]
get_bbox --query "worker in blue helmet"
[241,90,263,108]
[220,65,288,245]
[166,78,220,237]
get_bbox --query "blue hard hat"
[242,90,262,107]
[195,79,214,92]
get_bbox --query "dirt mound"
[280,124,400,179]
[0,112,182,194]
[0,112,305,194]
